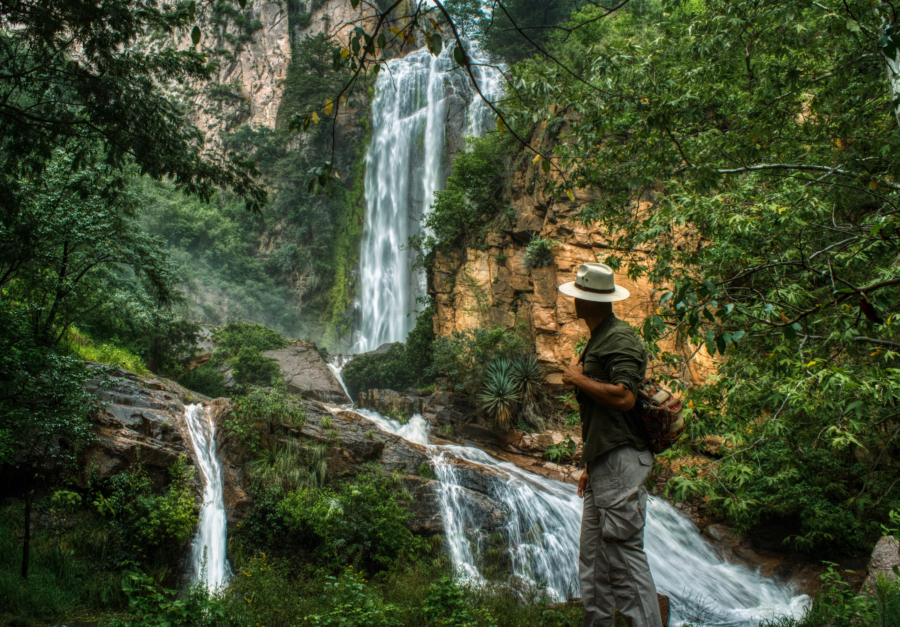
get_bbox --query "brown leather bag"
[635,378,684,454]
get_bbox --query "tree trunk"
[21,487,31,579]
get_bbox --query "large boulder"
[263,345,350,404]
[864,535,900,591]
[82,368,198,489]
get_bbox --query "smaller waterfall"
[183,404,230,588]
[351,406,809,626]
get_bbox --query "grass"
[65,327,149,375]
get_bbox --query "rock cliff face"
[430,122,716,385]
[155,0,377,150]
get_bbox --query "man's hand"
[562,362,585,387]
[577,468,589,498]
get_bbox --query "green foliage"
[478,359,520,429]
[226,386,307,454]
[416,137,515,254]
[522,237,555,269]
[213,322,287,356]
[544,436,577,464]
[178,366,228,398]
[232,345,282,388]
[93,458,198,567]
[423,576,498,627]
[305,571,403,627]
[66,327,149,375]
[247,440,327,494]
[504,0,900,554]
[0,504,126,625]
[0,0,264,212]
[343,299,436,396]
[417,462,437,480]
[106,570,225,627]
[279,472,428,571]
[432,325,531,397]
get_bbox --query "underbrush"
[65,327,149,375]
[0,503,126,625]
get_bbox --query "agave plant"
[478,358,520,429]
[511,353,543,403]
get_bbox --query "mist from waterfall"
[183,404,230,588]
[352,45,504,353]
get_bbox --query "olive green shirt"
[577,313,649,467]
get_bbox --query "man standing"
[559,263,662,627]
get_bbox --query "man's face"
[574,298,587,319]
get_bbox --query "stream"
[357,410,810,626]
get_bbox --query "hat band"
[576,282,615,295]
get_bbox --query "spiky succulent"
[511,353,543,403]
[478,358,521,429]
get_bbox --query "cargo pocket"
[600,487,646,542]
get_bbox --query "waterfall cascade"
[352,45,503,353]
[183,404,230,588]
[356,408,809,626]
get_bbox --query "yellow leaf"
[334,171,341,179]
[389,27,400,35]
[567,188,575,201]
[532,154,541,165]
[429,18,438,29]
[311,111,320,124]
[496,117,506,134]
[324,99,333,116]
[341,48,350,57]
[870,180,878,190]
[806,360,816,368]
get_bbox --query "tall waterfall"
[183,404,230,588]
[353,45,504,353]
[354,407,809,626]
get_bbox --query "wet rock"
[82,368,198,489]
[264,345,350,404]
[864,535,900,592]
[404,476,507,534]
[357,388,425,417]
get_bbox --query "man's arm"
[561,363,636,412]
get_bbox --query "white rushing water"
[183,404,230,588]
[352,45,504,353]
[351,406,808,626]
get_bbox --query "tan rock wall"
[431,125,715,387]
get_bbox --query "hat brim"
[558,281,630,302]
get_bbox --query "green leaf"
[191,26,201,46]
[541,159,551,173]
[427,33,443,56]
[453,45,466,67]
[378,32,386,49]
[351,0,360,8]
[187,1,196,20]
[731,330,746,343]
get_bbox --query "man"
[559,263,662,627]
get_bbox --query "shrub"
[92,457,198,566]
[423,576,498,627]
[306,571,403,627]
[522,237,555,269]
[106,570,225,627]
[342,298,435,397]
[431,325,530,397]
[212,322,286,358]
[279,472,428,572]
[247,440,326,494]
[178,365,227,398]
[231,345,281,387]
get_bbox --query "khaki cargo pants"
[579,445,662,627]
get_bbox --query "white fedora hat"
[559,263,630,302]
